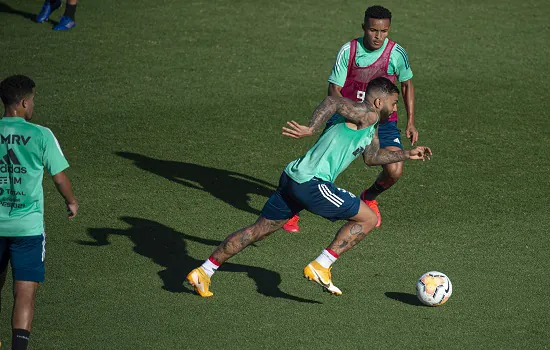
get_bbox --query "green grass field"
[1,0,550,348]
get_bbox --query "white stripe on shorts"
[42,232,46,262]
[318,184,344,207]
[320,184,344,205]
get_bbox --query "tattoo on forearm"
[375,149,407,164]
[365,140,407,165]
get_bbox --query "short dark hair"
[366,77,399,96]
[0,75,36,107]
[364,5,392,23]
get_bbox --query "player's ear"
[373,98,381,109]
[21,93,34,110]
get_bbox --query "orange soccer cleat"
[361,191,381,227]
[282,215,300,233]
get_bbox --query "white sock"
[201,257,220,277]
[314,249,338,268]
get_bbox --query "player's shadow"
[79,216,319,304]
[384,292,424,306]
[0,2,59,24]
[116,152,275,216]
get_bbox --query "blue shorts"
[261,172,360,222]
[0,233,46,282]
[378,121,403,149]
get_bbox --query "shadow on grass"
[385,292,424,306]
[0,2,59,25]
[80,216,320,304]
[116,152,275,216]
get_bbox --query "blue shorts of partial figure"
[261,172,360,222]
[378,121,403,149]
[0,233,46,282]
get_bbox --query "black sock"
[63,3,77,20]
[362,181,387,201]
[12,329,30,350]
[49,0,57,4]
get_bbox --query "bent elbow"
[364,158,376,167]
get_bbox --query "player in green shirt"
[332,6,418,227]
[284,6,418,232]
[187,78,432,297]
[0,75,78,350]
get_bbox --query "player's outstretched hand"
[406,124,419,145]
[66,200,79,220]
[282,121,313,139]
[408,146,432,161]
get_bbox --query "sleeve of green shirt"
[327,42,351,87]
[42,128,69,176]
[389,43,413,82]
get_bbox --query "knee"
[14,282,38,301]
[249,222,275,241]
[384,162,403,181]
[363,211,378,229]
[356,208,378,231]
[252,217,285,238]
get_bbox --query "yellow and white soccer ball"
[416,271,452,306]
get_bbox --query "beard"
[379,106,392,121]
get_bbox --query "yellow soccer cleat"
[186,267,213,297]
[304,261,342,295]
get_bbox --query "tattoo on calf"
[335,226,369,251]
[350,224,363,236]
[239,231,252,246]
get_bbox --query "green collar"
[1,116,27,122]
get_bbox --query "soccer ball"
[416,271,452,306]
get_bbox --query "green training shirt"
[0,117,69,237]
[284,116,376,183]
[328,37,413,86]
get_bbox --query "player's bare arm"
[363,130,432,166]
[311,96,375,129]
[328,83,343,97]
[52,171,78,219]
[282,96,376,139]
[401,79,418,145]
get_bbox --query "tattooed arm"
[282,96,377,139]
[363,130,433,166]
[309,96,375,131]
